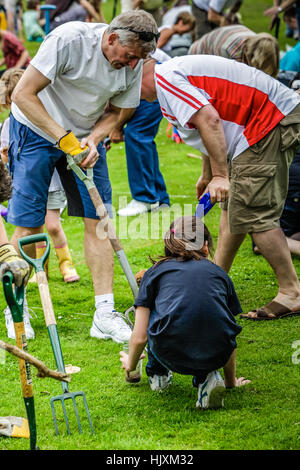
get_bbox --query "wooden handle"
[14,322,33,399]
[89,187,122,252]
[36,271,56,327]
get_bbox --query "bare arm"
[195,153,212,200]
[80,0,106,23]
[0,217,9,245]
[189,105,230,203]
[120,306,149,376]
[264,0,294,16]
[223,349,251,388]
[109,107,136,143]
[12,64,66,142]
[157,27,175,49]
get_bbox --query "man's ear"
[108,32,118,45]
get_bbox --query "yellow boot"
[29,243,49,283]
[55,243,80,283]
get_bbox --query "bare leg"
[10,226,44,261]
[45,209,66,247]
[83,217,114,295]
[245,228,300,317]
[287,232,300,256]
[213,209,246,272]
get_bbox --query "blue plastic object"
[40,5,56,35]
[195,193,215,218]
[0,204,8,220]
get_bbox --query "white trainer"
[149,371,173,391]
[118,199,159,217]
[196,370,225,409]
[4,301,35,340]
[90,310,132,343]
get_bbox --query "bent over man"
[141,54,300,320]
[5,11,159,342]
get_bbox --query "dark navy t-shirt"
[135,258,242,376]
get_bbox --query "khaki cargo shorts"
[221,103,300,234]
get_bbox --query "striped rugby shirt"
[188,24,255,61]
[155,55,300,159]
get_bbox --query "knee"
[15,226,43,238]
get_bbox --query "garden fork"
[18,233,94,436]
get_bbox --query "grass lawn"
[0,0,300,452]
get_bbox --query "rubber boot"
[29,243,49,283]
[55,243,80,283]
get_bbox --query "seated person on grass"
[0,30,31,78]
[120,216,250,410]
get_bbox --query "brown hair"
[243,33,279,78]
[152,216,213,266]
[175,11,196,29]
[0,68,24,107]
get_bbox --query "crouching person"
[120,216,250,409]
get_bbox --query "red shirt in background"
[2,31,31,69]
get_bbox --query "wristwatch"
[277,6,283,12]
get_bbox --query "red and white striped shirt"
[155,55,300,159]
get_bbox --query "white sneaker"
[4,302,35,340]
[196,371,225,409]
[90,310,132,343]
[149,371,173,391]
[118,199,159,217]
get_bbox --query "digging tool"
[195,192,215,218]
[66,154,139,301]
[18,233,94,436]
[2,271,38,450]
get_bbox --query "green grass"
[0,0,300,451]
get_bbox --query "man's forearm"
[88,106,127,145]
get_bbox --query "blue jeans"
[7,115,112,227]
[124,100,169,205]
[146,341,209,386]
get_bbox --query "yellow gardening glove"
[0,244,30,287]
[57,131,89,166]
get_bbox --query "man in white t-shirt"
[141,55,300,320]
[191,0,242,39]
[5,11,159,343]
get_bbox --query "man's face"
[107,33,147,70]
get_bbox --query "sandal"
[240,300,300,320]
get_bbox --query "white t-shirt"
[192,0,237,13]
[0,117,9,150]
[155,55,300,159]
[49,168,64,193]
[11,22,142,143]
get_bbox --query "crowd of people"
[0,0,300,410]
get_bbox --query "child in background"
[23,0,45,42]
[120,216,250,409]
[0,29,31,77]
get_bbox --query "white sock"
[95,294,114,316]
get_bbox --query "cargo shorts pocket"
[279,108,300,151]
[231,164,277,208]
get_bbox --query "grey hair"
[107,10,158,54]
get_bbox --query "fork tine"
[72,395,82,434]
[80,392,95,434]
[60,397,71,435]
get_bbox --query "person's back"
[142,257,242,375]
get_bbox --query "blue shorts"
[7,115,112,228]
